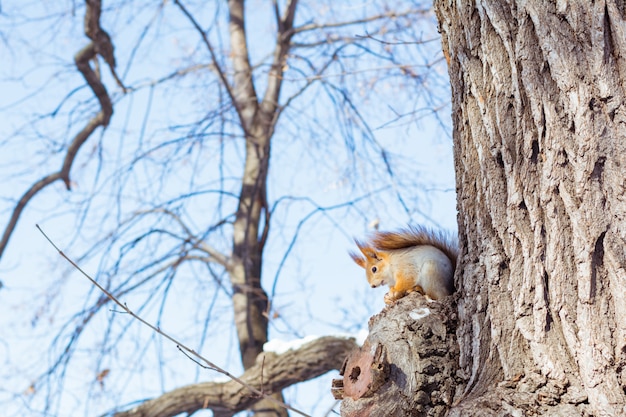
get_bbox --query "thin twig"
[36,224,311,417]
[292,8,427,33]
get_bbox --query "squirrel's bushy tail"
[371,225,459,267]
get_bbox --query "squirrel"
[350,226,458,305]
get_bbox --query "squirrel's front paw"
[384,292,394,305]
[384,291,403,305]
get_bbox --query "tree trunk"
[435,1,626,415]
[337,2,626,416]
[227,1,297,415]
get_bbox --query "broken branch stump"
[333,292,462,417]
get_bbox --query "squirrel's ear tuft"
[354,238,379,262]
[349,251,366,268]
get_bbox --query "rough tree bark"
[439,1,626,415]
[337,1,626,416]
[336,293,460,417]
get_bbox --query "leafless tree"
[0,1,451,416]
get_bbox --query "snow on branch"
[112,335,357,417]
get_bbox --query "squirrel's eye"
[371,266,377,273]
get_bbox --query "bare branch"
[227,0,260,128]
[112,336,357,417]
[0,0,115,261]
[259,0,298,126]
[137,208,230,268]
[268,188,389,302]
[293,8,428,34]
[0,172,61,261]
[84,0,125,90]
[172,0,250,133]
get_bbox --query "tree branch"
[84,0,125,90]
[172,0,251,135]
[258,0,298,127]
[137,208,230,268]
[0,0,115,262]
[292,8,427,34]
[112,336,357,417]
[228,0,259,128]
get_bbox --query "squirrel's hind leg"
[406,285,425,296]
